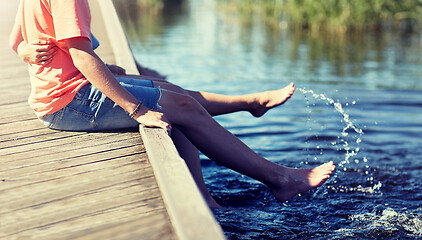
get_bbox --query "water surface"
[115,1,422,239]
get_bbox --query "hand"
[134,106,172,134]
[17,40,57,64]
[106,64,126,76]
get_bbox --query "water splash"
[298,87,364,167]
[328,181,382,194]
[347,207,422,237]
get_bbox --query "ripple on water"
[343,208,422,239]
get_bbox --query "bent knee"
[157,81,189,95]
[175,94,207,117]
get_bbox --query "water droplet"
[298,87,364,169]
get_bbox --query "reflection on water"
[114,0,422,92]
[114,0,422,239]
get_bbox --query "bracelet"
[129,102,143,118]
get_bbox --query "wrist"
[129,102,143,119]
[132,105,150,121]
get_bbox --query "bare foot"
[270,161,335,202]
[249,82,295,117]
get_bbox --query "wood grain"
[0,1,175,239]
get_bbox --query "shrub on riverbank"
[218,0,422,33]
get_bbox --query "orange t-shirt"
[20,0,91,118]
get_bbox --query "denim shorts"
[40,77,161,131]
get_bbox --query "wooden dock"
[0,1,225,239]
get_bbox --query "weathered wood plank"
[0,130,86,149]
[0,119,48,137]
[0,115,37,125]
[0,166,157,217]
[68,211,175,240]
[1,5,174,240]
[0,132,124,159]
[0,79,28,90]
[0,172,158,222]
[0,150,170,238]
[0,127,62,144]
[0,135,143,175]
[0,102,37,123]
[2,197,166,239]
[140,126,226,240]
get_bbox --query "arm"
[9,1,57,65]
[66,37,171,132]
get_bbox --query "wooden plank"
[0,119,48,136]
[25,202,169,240]
[0,132,123,159]
[69,211,175,240]
[0,115,36,125]
[0,103,37,124]
[0,89,30,102]
[0,161,156,216]
[139,126,226,240]
[0,134,142,174]
[0,151,166,234]
[0,152,171,239]
[0,127,61,144]
[1,182,165,238]
[0,78,28,89]
[0,130,86,149]
[0,97,29,107]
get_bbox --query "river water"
[114,0,422,239]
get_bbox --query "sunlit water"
[115,0,422,239]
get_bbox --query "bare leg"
[186,82,295,117]
[124,74,295,117]
[171,128,222,208]
[159,89,335,203]
[124,75,331,202]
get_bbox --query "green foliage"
[218,0,422,32]
[136,0,164,12]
